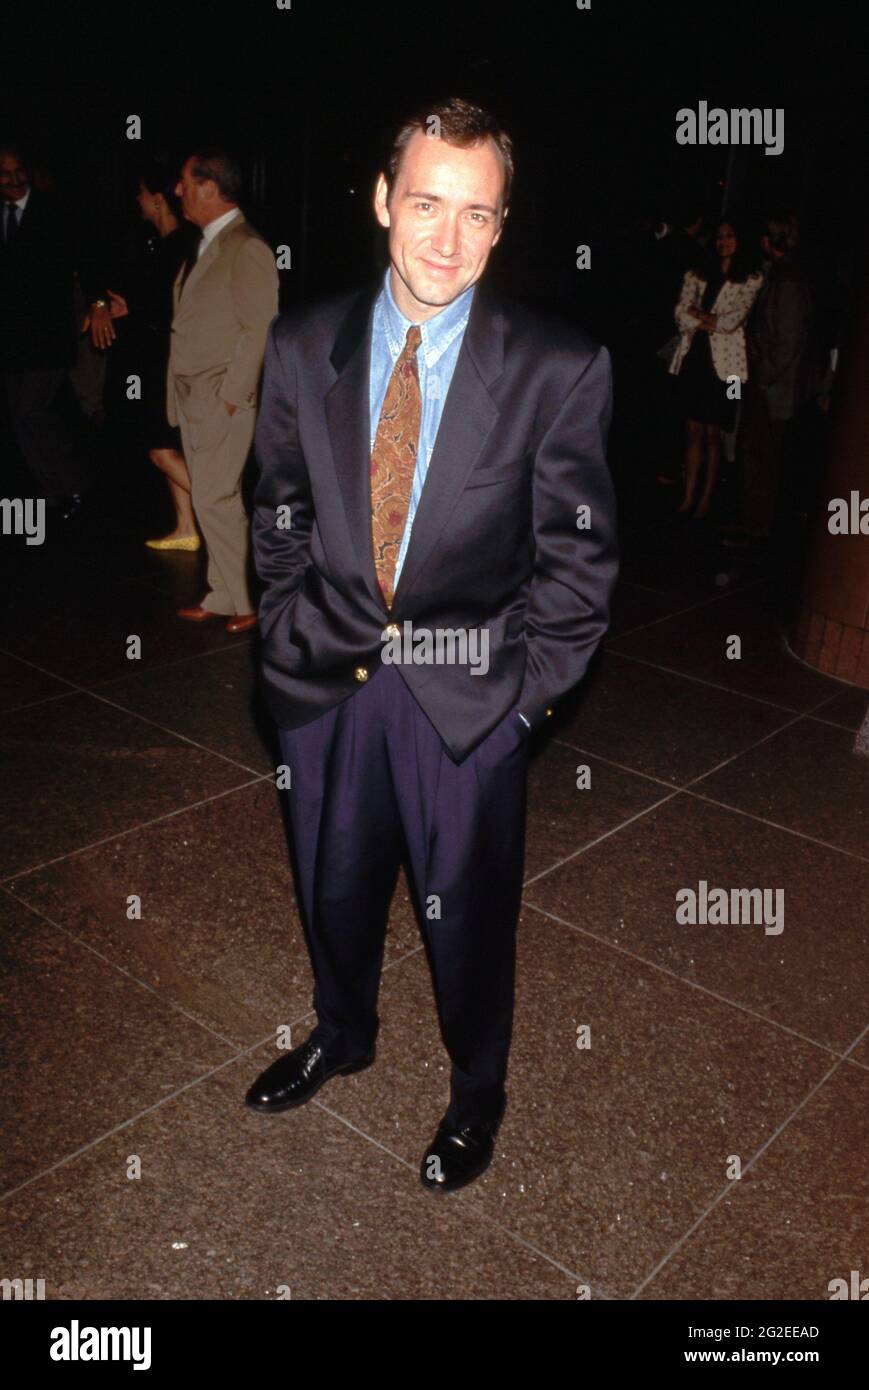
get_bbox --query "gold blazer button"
[545,708,553,717]
[354,666,369,682]
[384,623,400,639]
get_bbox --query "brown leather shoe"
[177,604,223,622]
[226,613,257,633]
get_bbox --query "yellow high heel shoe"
[145,534,201,551]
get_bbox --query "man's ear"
[373,172,391,229]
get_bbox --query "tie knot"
[404,325,422,356]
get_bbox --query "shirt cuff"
[517,711,531,729]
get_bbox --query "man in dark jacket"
[245,99,619,1191]
[0,141,85,511]
[733,212,813,540]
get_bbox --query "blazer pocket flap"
[464,454,531,489]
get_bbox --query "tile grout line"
[1,884,243,1050]
[0,689,77,717]
[0,1042,282,1206]
[0,637,257,717]
[603,645,848,718]
[0,939,426,1206]
[607,572,775,642]
[0,646,266,779]
[91,636,255,687]
[627,1035,869,1299]
[520,899,860,1065]
[85,686,268,777]
[1,774,273,885]
[522,789,682,888]
[844,1053,869,1073]
[525,695,856,889]
[544,738,869,867]
[548,737,680,790]
[0,646,90,696]
[309,1095,609,1294]
[682,789,869,865]
[804,711,868,735]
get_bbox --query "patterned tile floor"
[1,474,866,1300]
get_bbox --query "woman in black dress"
[107,160,201,549]
[672,219,761,519]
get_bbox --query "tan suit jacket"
[167,212,278,426]
[167,211,278,617]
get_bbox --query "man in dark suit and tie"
[247,98,619,1190]
[0,141,86,514]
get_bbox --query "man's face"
[373,130,507,321]
[0,151,30,203]
[176,157,212,226]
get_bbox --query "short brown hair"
[765,211,800,255]
[385,97,514,218]
[188,147,243,203]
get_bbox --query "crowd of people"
[606,198,840,549]
[1,141,278,632]
[0,136,843,608]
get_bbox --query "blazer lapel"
[324,279,383,609]
[324,276,505,614]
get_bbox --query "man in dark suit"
[0,141,85,512]
[246,98,618,1191]
[734,211,813,542]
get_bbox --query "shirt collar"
[202,206,242,247]
[6,187,30,211]
[380,265,475,368]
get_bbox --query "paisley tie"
[369,324,422,609]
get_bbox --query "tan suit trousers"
[175,386,257,615]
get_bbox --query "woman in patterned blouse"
[670,219,762,519]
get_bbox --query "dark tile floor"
[1,482,867,1301]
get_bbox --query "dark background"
[3,0,865,315]
[2,0,865,517]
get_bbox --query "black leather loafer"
[419,1117,499,1192]
[245,1035,375,1114]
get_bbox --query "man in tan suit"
[168,148,279,632]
